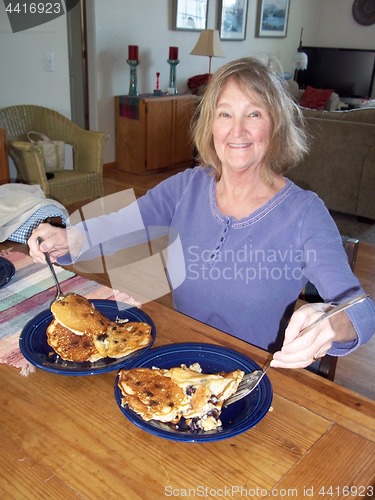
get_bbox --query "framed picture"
[173,0,208,31]
[255,0,290,38]
[219,0,248,41]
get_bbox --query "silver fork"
[224,293,368,406]
[224,366,271,407]
[37,236,65,301]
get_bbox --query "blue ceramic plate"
[0,256,15,288]
[114,343,273,442]
[19,300,156,375]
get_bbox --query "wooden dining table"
[0,243,374,499]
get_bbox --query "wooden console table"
[115,94,196,174]
[0,128,10,184]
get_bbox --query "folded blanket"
[0,184,68,242]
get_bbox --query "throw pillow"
[300,86,334,110]
[188,74,210,95]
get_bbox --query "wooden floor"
[74,165,375,400]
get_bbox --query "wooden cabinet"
[115,94,196,174]
[0,128,10,184]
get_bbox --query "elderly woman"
[29,57,375,369]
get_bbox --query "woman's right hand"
[28,223,78,264]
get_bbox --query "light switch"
[44,52,54,72]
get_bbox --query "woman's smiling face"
[212,78,273,175]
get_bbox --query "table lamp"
[190,29,225,75]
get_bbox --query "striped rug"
[0,250,139,375]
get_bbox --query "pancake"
[118,367,188,422]
[51,293,110,336]
[49,293,152,362]
[118,364,244,431]
[46,319,102,362]
[93,321,152,359]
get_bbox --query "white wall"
[0,9,70,115]
[1,0,374,167]
[318,0,375,48]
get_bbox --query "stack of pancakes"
[118,363,244,431]
[46,293,152,362]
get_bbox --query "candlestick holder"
[167,59,179,95]
[127,59,139,96]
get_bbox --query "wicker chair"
[0,105,108,206]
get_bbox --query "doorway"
[66,0,89,129]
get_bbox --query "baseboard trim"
[104,162,116,170]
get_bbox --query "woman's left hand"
[271,302,356,369]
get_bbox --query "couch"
[287,107,375,221]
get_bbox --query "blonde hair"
[192,57,309,182]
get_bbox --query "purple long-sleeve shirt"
[63,167,375,354]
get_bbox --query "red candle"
[128,45,138,61]
[169,46,178,60]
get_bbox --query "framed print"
[256,0,290,38]
[219,0,248,41]
[173,0,208,31]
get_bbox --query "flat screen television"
[296,47,375,99]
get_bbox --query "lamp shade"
[294,51,308,71]
[190,29,225,58]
